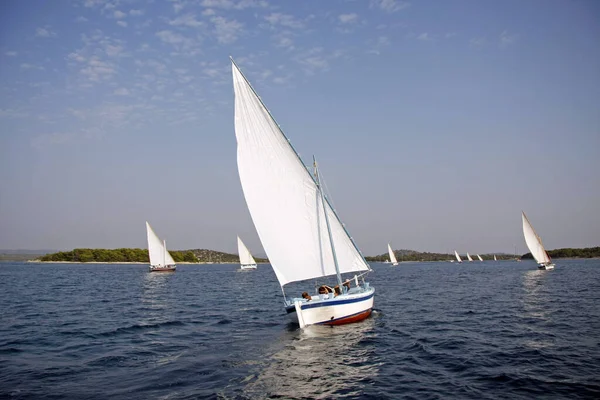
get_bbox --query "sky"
[0,0,599,257]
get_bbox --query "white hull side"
[287,289,374,326]
[240,264,257,270]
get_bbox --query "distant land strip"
[1,246,597,263]
[27,248,268,264]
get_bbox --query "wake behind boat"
[237,236,257,270]
[146,221,176,272]
[522,211,555,270]
[232,58,374,328]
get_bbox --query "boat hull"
[149,266,176,272]
[286,288,374,327]
[240,264,257,270]
[538,263,555,270]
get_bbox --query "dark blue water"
[1,260,599,399]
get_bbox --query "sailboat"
[466,252,473,262]
[454,250,463,263]
[238,236,257,270]
[388,244,399,266]
[522,211,555,270]
[477,254,483,261]
[494,254,497,261]
[232,58,374,328]
[146,221,176,272]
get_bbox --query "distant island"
[521,247,600,260]
[366,247,600,262]
[34,248,268,264]
[3,246,597,263]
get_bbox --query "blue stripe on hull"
[285,291,374,314]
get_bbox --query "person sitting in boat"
[343,279,351,291]
[301,292,312,302]
[318,285,333,295]
[333,285,342,297]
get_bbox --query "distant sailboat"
[146,221,176,272]
[522,211,555,270]
[466,252,473,262]
[232,58,374,328]
[237,236,257,270]
[388,244,399,266]
[454,250,462,263]
[494,254,497,261]
[477,254,483,261]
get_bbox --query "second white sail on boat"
[522,211,555,270]
[388,244,399,266]
[232,58,374,328]
[237,236,257,270]
[146,221,176,272]
[466,252,474,262]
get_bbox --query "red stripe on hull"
[322,309,372,326]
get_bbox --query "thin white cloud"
[114,10,127,19]
[499,30,518,47]
[0,108,28,118]
[36,27,57,38]
[370,0,410,13]
[156,30,188,45]
[79,57,116,82]
[264,13,304,29]
[367,36,391,55]
[130,9,144,16]
[469,37,486,48]
[202,8,216,16]
[68,51,86,63]
[75,16,89,23]
[274,35,294,50]
[339,13,358,24]
[169,13,203,27]
[445,32,456,38]
[211,16,243,44]
[113,88,130,96]
[417,32,431,41]
[5,51,17,57]
[20,63,44,70]
[117,20,128,27]
[200,0,267,10]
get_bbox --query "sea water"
[1,260,599,399]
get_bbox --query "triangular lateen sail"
[477,254,483,261]
[466,252,473,262]
[522,211,551,265]
[454,250,462,262]
[387,244,398,264]
[146,221,175,266]
[237,236,256,266]
[232,60,370,287]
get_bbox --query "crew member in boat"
[318,285,333,295]
[301,292,312,301]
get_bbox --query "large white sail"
[494,255,497,261]
[477,254,483,261]
[466,252,473,262]
[146,222,176,266]
[232,61,370,287]
[522,212,551,265]
[237,236,256,265]
[387,244,398,264]
[454,250,462,262]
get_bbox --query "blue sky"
[0,0,598,256]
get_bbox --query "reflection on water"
[244,318,379,399]
[520,269,554,349]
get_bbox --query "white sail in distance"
[522,212,551,265]
[232,60,370,287]
[146,222,176,266]
[454,250,462,262]
[467,252,473,262]
[477,254,483,261]
[494,255,497,261]
[237,236,256,266]
[387,244,398,264]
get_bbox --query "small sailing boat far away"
[232,58,374,328]
[237,236,257,270]
[146,221,176,272]
[522,211,555,270]
[466,252,474,262]
[477,254,483,261]
[454,250,463,263]
[388,243,399,266]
